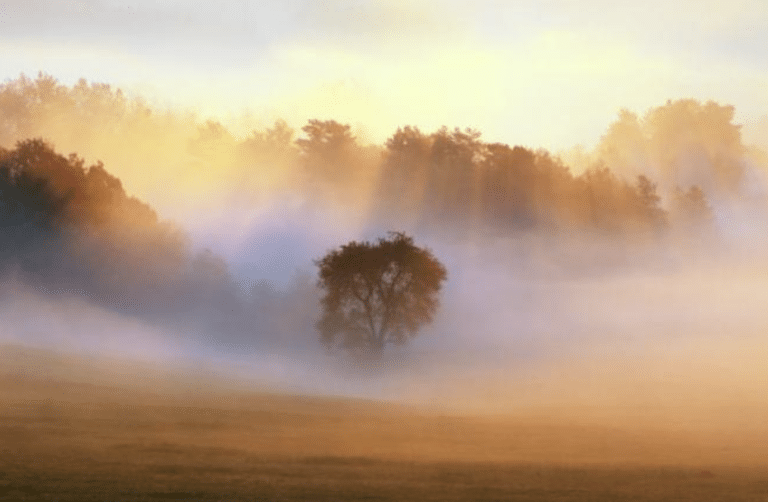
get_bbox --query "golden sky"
[2,0,767,150]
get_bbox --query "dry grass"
[2,345,768,501]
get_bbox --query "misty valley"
[2,74,768,500]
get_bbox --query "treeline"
[188,118,711,238]
[187,117,718,240]
[0,138,317,348]
[377,126,672,236]
[595,101,747,196]
[0,73,737,242]
[2,73,759,346]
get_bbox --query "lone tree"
[316,232,447,356]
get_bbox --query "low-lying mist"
[2,73,768,435]
[4,247,768,436]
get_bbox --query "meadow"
[2,345,767,501]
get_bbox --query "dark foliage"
[316,232,447,356]
[1,74,738,242]
[377,127,668,237]
[0,138,251,343]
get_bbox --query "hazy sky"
[2,0,768,150]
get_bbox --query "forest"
[1,73,764,350]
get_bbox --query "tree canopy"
[316,232,447,357]
[0,138,249,339]
[0,74,733,240]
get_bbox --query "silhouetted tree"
[297,120,355,155]
[238,119,297,165]
[424,127,482,225]
[295,119,380,204]
[316,232,447,357]
[0,145,69,271]
[296,119,357,183]
[0,138,254,339]
[378,126,432,223]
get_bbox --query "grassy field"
[2,345,768,501]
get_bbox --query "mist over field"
[0,72,767,437]
[4,3,768,498]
